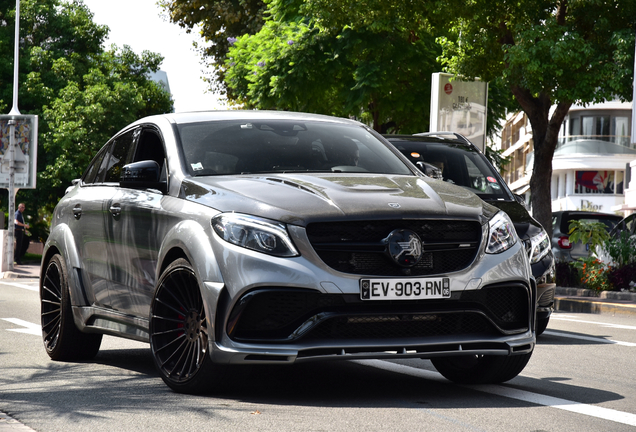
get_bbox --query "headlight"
[486,211,517,254]
[524,230,550,264]
[212,213,299,257]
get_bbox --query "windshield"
[391,140,512,200]
[176,120,413,176]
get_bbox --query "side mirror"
[120,160,167,193]
[416,161,443,180]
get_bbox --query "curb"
[555,296,636,316]
[0,271,39,279]
[555,287,636,316]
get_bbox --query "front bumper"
[206,221,536,365]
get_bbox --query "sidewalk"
[0,261,40,279]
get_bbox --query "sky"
[82,0,226,113]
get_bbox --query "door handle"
[109,203,121,217]
[72,204,82,219]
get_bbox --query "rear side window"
[82,145,109,184]
[103,129,138,183]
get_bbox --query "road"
[2,278,636,432]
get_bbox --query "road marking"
[0,281,38,292]
[358,360,636,427]
[543,330,636,346]
[1,318,41,335]
[552,315,636,331]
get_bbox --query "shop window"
[575,170,623,194]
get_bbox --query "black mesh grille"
[228,284,529,343]
[306,220,481,276]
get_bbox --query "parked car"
[41,112,535,393]
[551,210,623,262]
[384,132,555,335]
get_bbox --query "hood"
[179,173,498,226]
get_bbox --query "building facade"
[495,101,636,216]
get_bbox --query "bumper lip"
[210,332,535,365]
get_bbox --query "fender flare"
[156,219,225,342]
[41,223,86,307]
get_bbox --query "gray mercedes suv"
[40,111,536,394]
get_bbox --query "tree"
[158,0,268,97]
[1,0,173,236]
[225,11,441,132]
[302,0,635,236]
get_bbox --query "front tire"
[431,352,532,384]
[536,316,549,336]
[149,258,219,394]
[40,254,102,360]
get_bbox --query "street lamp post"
[5,0,21,271]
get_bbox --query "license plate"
[360,277,451,300]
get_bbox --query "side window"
[103,129,138,183]
[82,145,109,184]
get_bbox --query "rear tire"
[431,352,532,384]
[40,254,102,361]
[150,258,221,394]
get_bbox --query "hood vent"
[266,177,318,196]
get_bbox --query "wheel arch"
[156,220,225,344]
[156,219,223,285]
[41,224,85,308]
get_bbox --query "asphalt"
[0,261,635,431]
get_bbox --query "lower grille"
[227,284,529,343]
[304,313,496,340]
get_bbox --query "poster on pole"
[0,114,38,189]
[430,73,488,152]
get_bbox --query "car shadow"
[537,329,623,346]
[0,346,626,422]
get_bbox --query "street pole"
[6,122,16,271]
[632,29,636,148]
[6,0,21,270]
[9,0,20,117]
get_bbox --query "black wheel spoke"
[41,260,63,352]
[150,261,209,387]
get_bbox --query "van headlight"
[212,213,299,257]
[486,211,517,254]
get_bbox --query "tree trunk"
[510,87,571,238]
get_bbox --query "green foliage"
[567,220,610,258]
[603,232,636,268]
[1,0,173,224]
[158,0,267,97]
[225,13,440,132]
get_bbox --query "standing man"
[14,202,29,265]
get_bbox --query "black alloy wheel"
[40,254,102,360]
[150,258,218,393]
